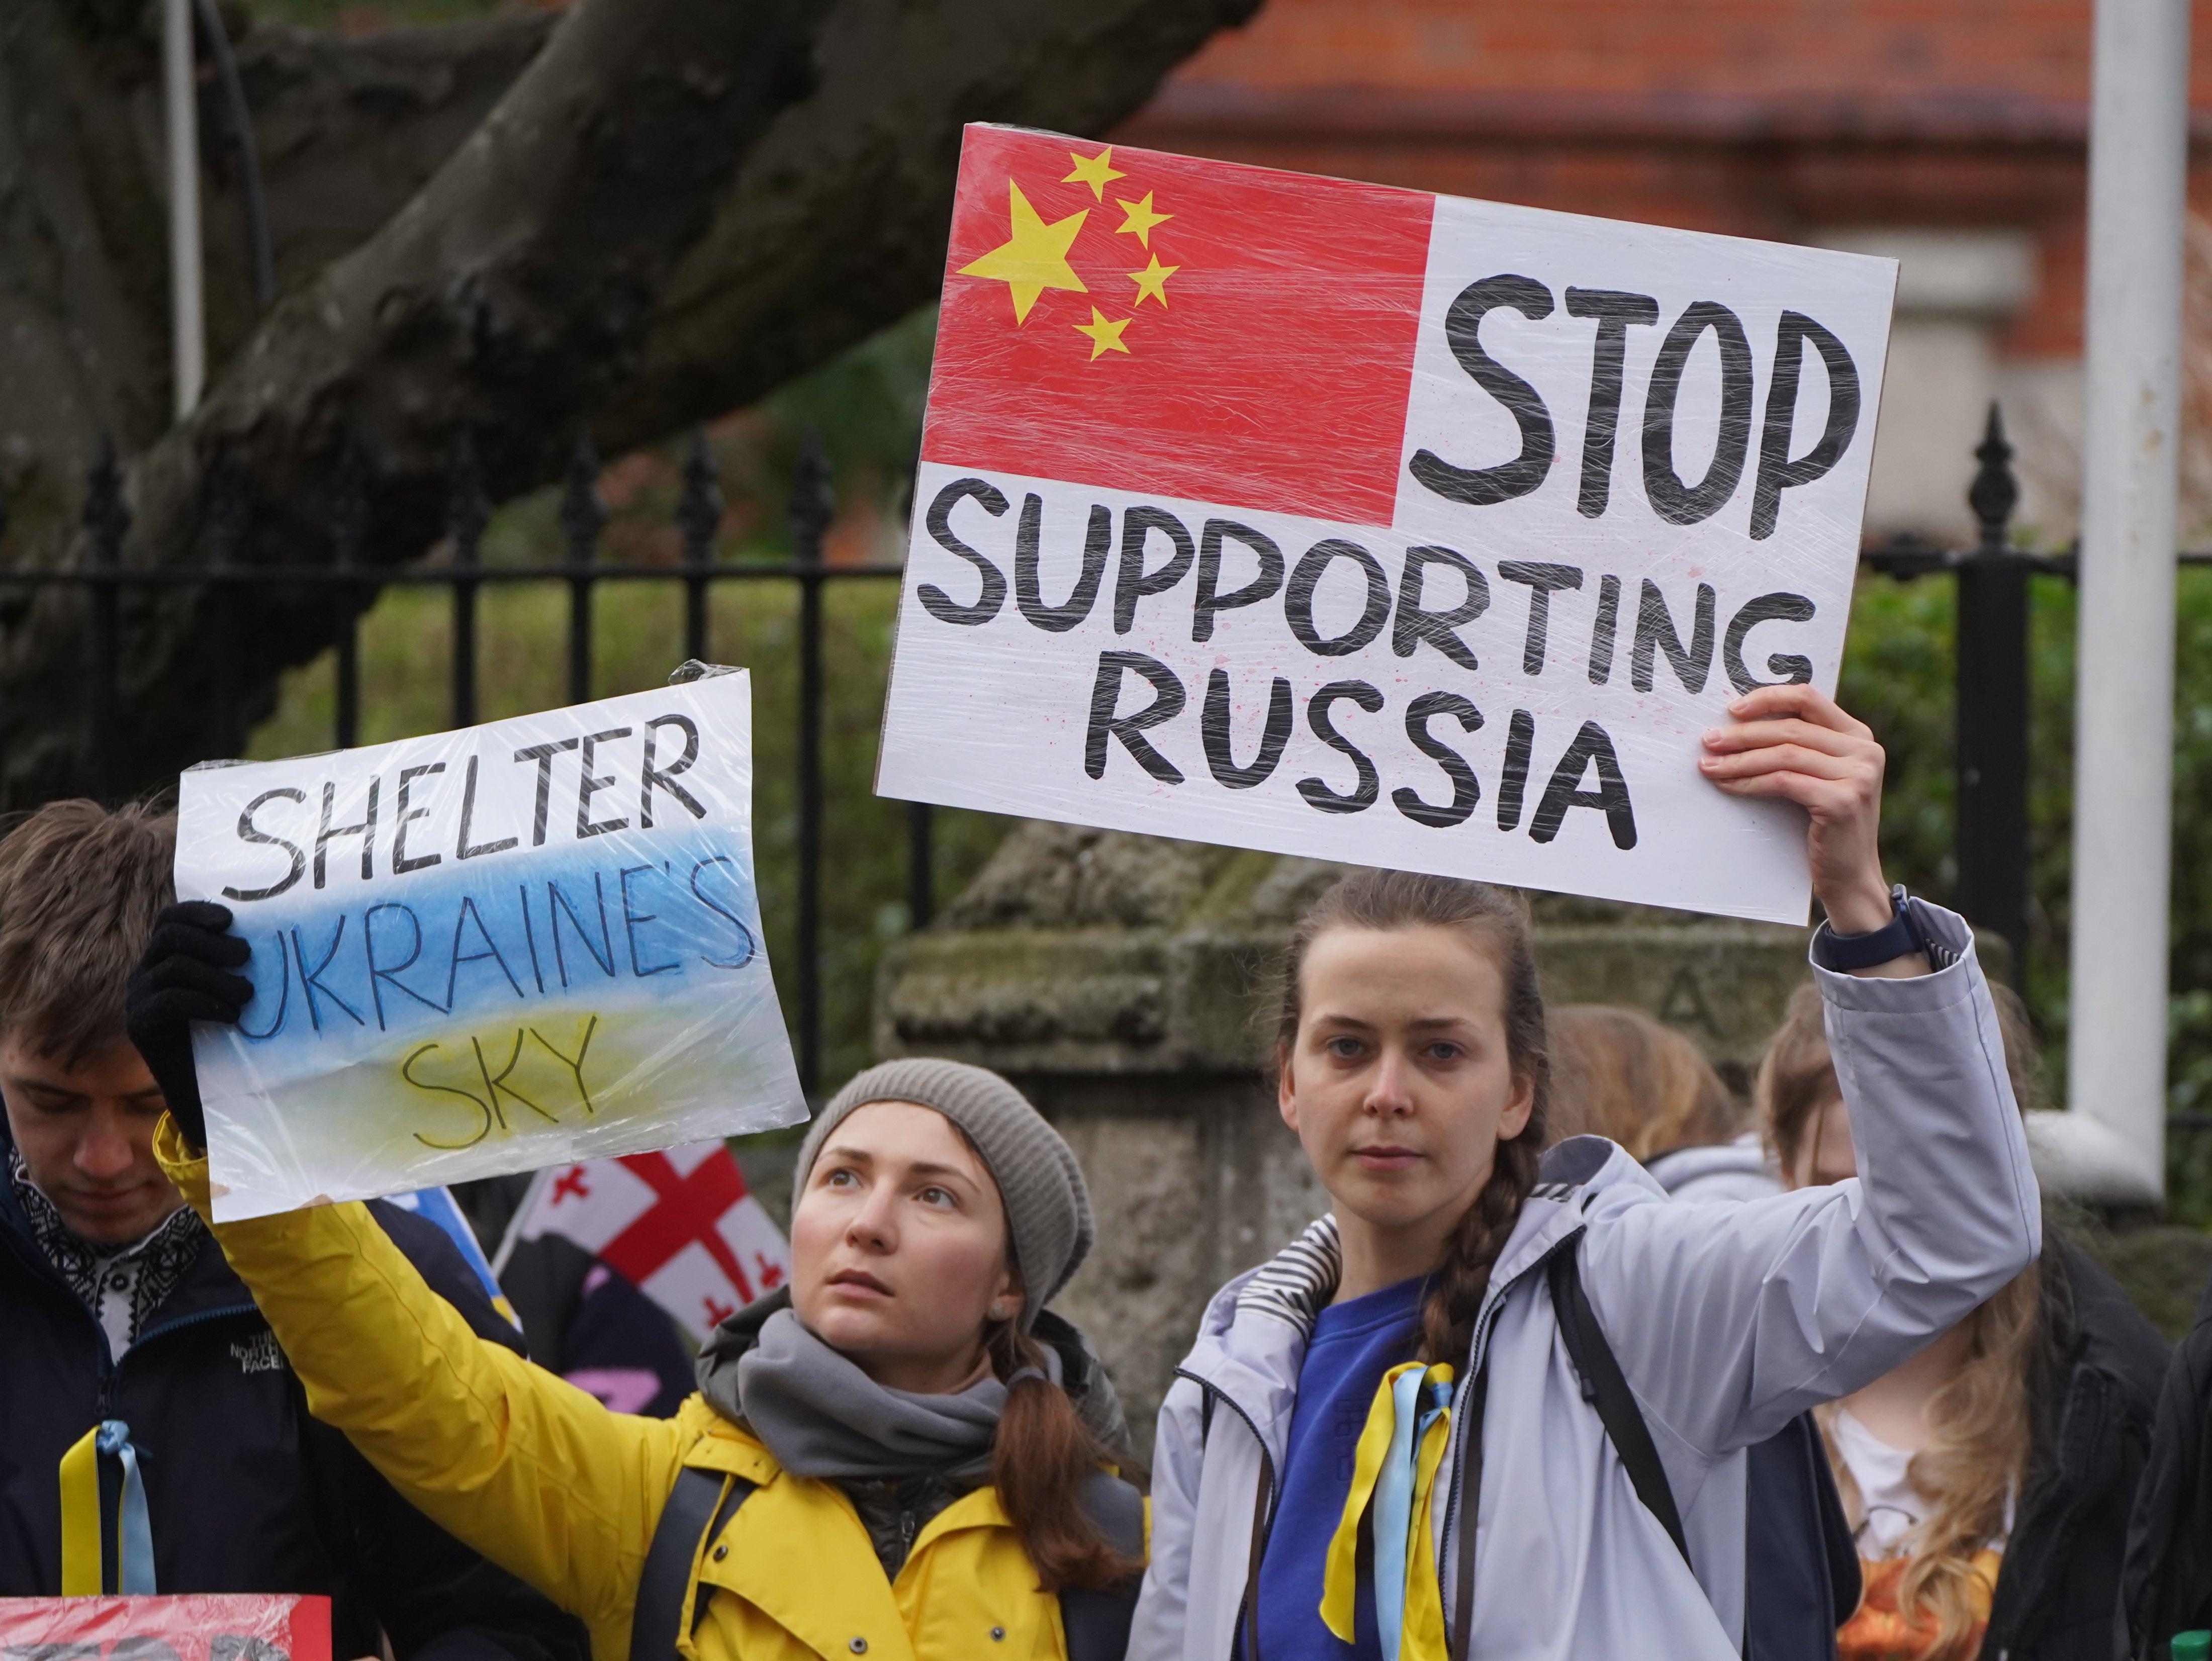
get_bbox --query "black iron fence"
[0,408,2190,1098]
[2,430,927,1097]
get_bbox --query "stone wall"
[871,820,1814,1451]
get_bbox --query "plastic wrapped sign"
[175,673,806,1223]
[0,1594,330,1661]
[878,126,1898,925]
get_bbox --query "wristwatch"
[1815,884,1928,971]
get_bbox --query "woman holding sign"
[1130,684,2040,1661]
[118,940,1146,1661]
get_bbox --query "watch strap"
[1814,885,1926,971]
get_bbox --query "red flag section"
[924,126,1434,528]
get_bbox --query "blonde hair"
[1758,979,2043,1655]
[1543,1003,1741,1159]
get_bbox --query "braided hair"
[1275,871,1549,1366]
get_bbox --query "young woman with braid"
[1129,685,2042,1661]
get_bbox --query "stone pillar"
[872,821,1811,1449]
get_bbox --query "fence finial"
[561,432,605,568]
[83,435,130,568]
[448,430,489,569]
[788,428,833,567]
[678,427,723,570]
[331,433,372,570]
[1968,402,2017,553]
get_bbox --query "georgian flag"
[494,1142,789,1345]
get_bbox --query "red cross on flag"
[499,1142,788,1342]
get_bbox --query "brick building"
[1120,0,2212,543]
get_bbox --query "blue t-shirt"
[1249,1272,1429,1660]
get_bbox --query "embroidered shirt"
[9,1146,204,1355]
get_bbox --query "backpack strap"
[630,1466,755,1661]
[1545,1239,1692,1569]
[1058,1471,1146,1661]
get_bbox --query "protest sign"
[877,126,1897,924]
[175,672,805,1223]
[0,1595,330,1661]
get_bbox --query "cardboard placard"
[0,1594,330,1661]
[878,126,1897,924]
[175,673,805,1222]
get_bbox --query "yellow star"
[959,181,1088,324]
[1063,147,1126,202]
[1127,254,1179,309]
[1073,308,1132,360]
[1114,192,1172,248]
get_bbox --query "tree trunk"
[0,0,1258,804]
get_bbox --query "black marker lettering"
[1395,691,1485,828]
[1564,289,1661,518]
[1285,539,1391,657]
[1015,496,1111,632]
[474,1031,556,1127]
[1530,720,1638,850]
[1084,652,1187,784]
[1496,562,1584,676]
[532,1014,600,1117]
[392,764,445,874]
[1192,520,1284,643]
[314,778,379,889]
[1587,574,1623,686]
[547,874,616,987]
[513,740,578,848]
[456,756,518,860]
[1114,506,1196,634]
[689,856,759,970]
[1393,546,1488,672]
[1201,670,1294,789]
[1408,274,1556,506]
[1497,709,1536,832]
[1632,578,1718,694]
[1751,312,1861,540]
[1297,680,1385,814]
[1722,593,1818,693]
[919,477,1009,625]
[1641,300,1754,526]
[639,715,706,827]
[576,727,632,839]
[226,787,307,901]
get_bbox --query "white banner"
[175,673,806,1221]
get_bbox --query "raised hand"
[125,900,252,1152]
[1697,684,1895,939]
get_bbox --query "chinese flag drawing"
[925,125,1434,528]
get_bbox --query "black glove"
[125,900,253,1152]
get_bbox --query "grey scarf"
[696,1287,1134,1486]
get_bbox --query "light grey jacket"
[1129,899,2041,1660]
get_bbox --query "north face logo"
[230,1330,285,1374]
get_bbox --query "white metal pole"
[163,0,205,419]
[2048,0,2191,1205]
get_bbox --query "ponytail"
[1276,870,1551,1367]
[987,1322,1144,1594]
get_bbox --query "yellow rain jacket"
[156,1121,1103,1661]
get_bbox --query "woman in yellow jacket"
[125,910,1143,1661]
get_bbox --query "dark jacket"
[0,1135,588,1661]
[1979,1236,2169,1661]
[2121,1251,2212,1658]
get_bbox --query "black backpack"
[1500,1236,1860,1661]
[629,1462,1145,1661]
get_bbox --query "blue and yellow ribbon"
[1321,1362,1456,1661]
[59,1420,155,1596]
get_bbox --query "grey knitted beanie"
[791,1058,1094,1327]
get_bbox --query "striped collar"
[1233,1214,1342,1337]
